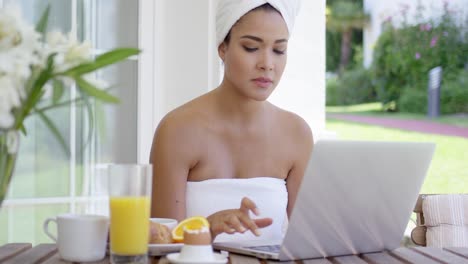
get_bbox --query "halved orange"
[172,216,210,243]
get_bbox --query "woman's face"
[219,9,289,101]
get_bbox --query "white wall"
[363,0,468,67]
[269,0,328,139]
[152,0,215,122]
[152,0,327,139]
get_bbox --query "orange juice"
[110,196,150,255]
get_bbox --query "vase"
[0,130,19,208]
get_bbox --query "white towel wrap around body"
[186,177,288,243]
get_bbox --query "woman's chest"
[188,130,294,181]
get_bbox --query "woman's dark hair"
[222,3,279,45]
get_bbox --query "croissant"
[149,222,173,244]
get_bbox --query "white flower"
[45,30,67,47]
[65,40,92,65]
[0,5,42,130]
[0,5,41,74]
[0,5,22,51]
[45,31,93,72]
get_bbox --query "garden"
[325,0,468,195]
[326,0,467,114]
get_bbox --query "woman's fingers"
[254,217,273,228]
[209,198,271,239]
[238,197,271,236]
[223,225,236,234]
[226,214,247,233]
[219,210,261,236]
[240,197,259,216]
[211,220,236,236]
[238,212,261,236]
[208,209,250,237]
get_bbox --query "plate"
[148,243,184,256]
[166,252,228,264]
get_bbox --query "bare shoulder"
[156,99,207,138]
[150,96,210,162]
[272,105,313,145]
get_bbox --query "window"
[0,0,147,245]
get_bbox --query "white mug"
[43,214,109,262]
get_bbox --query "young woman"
[150,0,313,242]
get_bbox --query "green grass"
[326,119,468,193]
[327,102,468,127]
[327,102,384,113]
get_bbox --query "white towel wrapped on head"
[216,0,302,47]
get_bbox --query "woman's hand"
[207,197,273,240]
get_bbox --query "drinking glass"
[108,164,152,264]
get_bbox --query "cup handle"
[43,218,58,242]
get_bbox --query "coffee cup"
[43,214,109,262]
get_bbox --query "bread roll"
[149,222,172,244]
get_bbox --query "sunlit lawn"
[326,118,468,193]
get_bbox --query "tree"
[326,0,369,73]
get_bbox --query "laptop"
[214,140,435,261]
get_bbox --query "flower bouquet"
[0,5,140,207]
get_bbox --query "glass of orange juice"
[108,164,152,264]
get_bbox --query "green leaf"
[14,53,56,130]
[75,77,120,103]
[52,79,64,104]
[63,48,140,76]
[34,96,85,113]
[19,124,27,136]
[24,67,41,94]
[95,48,140,65]
[35,4,51,35]
[36,110,70,156]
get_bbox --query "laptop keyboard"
[244,245,281,253]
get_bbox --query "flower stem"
[0,152,17,208]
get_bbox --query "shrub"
[398,70,468,114]
[326,76,341,106]
[326,67,376,106]
[371,2,467,111]
[399,84,427,113]
[340,67,376,104]
[441,70,468,114]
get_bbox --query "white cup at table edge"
[43,214,109,262]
